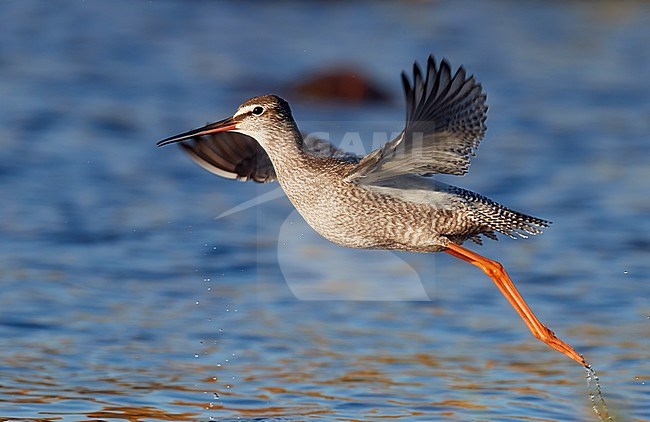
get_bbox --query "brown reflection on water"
[0,352,598,421]
[85,406,197,421]
[0,382,203,421]
[2,317,644,420]
[213,350,546,418]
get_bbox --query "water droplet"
[623,270,628,275]
[195,301,200,305]
[194,354,199,358]
[216,363,222,367]
[213,392,219,399]
[203,278,211,282]
[585,365,612,420]
[225,384,231,389]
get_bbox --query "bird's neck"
[261,125,311,179]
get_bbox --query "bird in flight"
[158,55,587,367]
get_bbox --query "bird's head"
[157,95,297,151]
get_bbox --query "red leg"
[444,243,587,367]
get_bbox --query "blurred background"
[0,0,648,420]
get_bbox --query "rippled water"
[1,0,649,420]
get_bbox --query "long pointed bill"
[156,116,239,147]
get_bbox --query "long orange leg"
[444,242,587,367]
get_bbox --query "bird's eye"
[252,106,264,116]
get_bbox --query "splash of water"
[585,364,612,421]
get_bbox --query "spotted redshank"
[157,55,587,367]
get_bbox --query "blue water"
[1,1,649,420]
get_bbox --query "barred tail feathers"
[447,185,551,241]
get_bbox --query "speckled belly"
[278,176,454,252]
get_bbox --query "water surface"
[1,1,649,420]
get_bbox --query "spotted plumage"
[167,57,548,250]
[157,55,589,367]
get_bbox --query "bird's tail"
[447,185,551,240]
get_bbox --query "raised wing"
[180,132,359,183]
[346,56,487,183]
